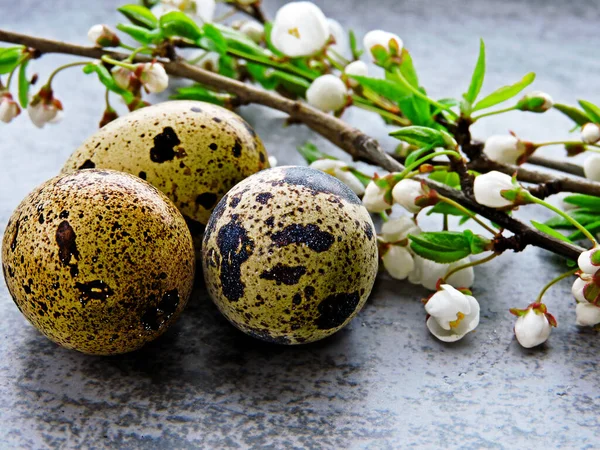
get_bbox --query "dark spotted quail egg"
[62,100,269,254]
[201,166,378,344]
[1,170,195,355]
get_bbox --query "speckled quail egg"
[201,166,378,344]
[1,170,195,355]
[62,100,269,254]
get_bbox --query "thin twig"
[527,155,585,177]
[0,28,585,261]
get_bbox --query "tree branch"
[0,28,585,261]
[527,155,585,177]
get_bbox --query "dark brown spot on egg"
[271,224,334,253]
[212,117,222,123]
[255,192,273,205]
[316,291,360,329]
[363,222,374,240]
[138,171,147,180]
[55,220,80,266]
[195,192,218,210]
[141,289,180,331]
[78,159,95,169]
[232,139,242,157]
[10,219,20,251]
[260,264,307,285]
[75,280,115,306]
[216,215,254,302]
[150,127,180,163]
[209,143,218,151]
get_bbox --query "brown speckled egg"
[201,166,378,344]
[62,100,269,254]
[1,170,195,355]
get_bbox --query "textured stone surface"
[1,0,600,448]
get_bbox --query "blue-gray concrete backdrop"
[1,0,599,448]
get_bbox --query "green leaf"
[263,21,284,57]
[116,23,154,45]
[464,39,486,104]
[398,49,419,88]
[389,126,447,148]
[427,202,469,219]
[350,75,411,103]
[473,72,536,111]
[218,54,237,79]
[553,103,590,126]
[297,142,330,164]
[544,210,600,229]
[531,220,573,244]
[349,29,362,60]
[405,147,434,167]
[568,221,600,241]
[562,194,600,208]
[201,23,228,55]
[83,63,134,104]
[409,231,471,263]
[170,84,226,105]
[247,63,309,96]
[428,170,460,188]
[17,59,30,107]
[0,47,23,74]
[159,11,202,40]
[578,100,600,124]
[118,4,158,29]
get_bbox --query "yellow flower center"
[449,312,465,329]
[288,27,301,39]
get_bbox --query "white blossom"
[112,66,135,90]
[378,216,420,280]
[363,30,402,61]
[87,24,119,47]
[514,307,553,348]
[268,155,278,167]
[270,2,330,57]
[583,154,600,182]
[424,285,480,342]
[379,216,421,243]
[327,18,349,60]
[409,255,474,291]
[576,302,600,327]
[581,123,600,145]
[306,74,347,112]
[382,245,414,280]
[473,171,516,208]
[239,21,264,43]
[0,93,21,123]
[578,248,600,275]
[391,178,425,213]
[482,135,526,165]
[362,180,391,213]
[344,60,368,87]
[136,62,169,93]
[27,89,63,128]
[309,159,364,195]
[188,49,220,72]
[154,0,215,23]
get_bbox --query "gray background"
[1,0,600,448]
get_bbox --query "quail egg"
[201,166,378,344]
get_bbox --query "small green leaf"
[531,220,573,244]
[428,170,461,187]
[578,100,600,124]
[553,103,590,126]
[159,11,202,40]
[409,231,470,253]
[201,23,228,55]
[349,29,363,60]
[116,23,154,45]
[405,147,434,167]
[297,142,331,164]
[473,72,535,111]
[398,49,419,88]
[389,126,447,148]
[350,75,410,103]
[218,54,237,79]
[464,38,486,104]
[462,229,491,255]
[83,63,134,104]
[17,59,30,107]
[0,47,23,74]
[426,202,470,219]
[562,194,600,208]
[170,84,226,105]
[409,231,488,263]
[568,221,600,241]
[410,242,471,264]
[118,4,158,29]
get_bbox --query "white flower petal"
[424,285,472,329]
[270,2,329,57]
[382,245,414,280]
[344,60,368,87]
[334,168,365,196]
[578,248,600,275]
[482,135,523,165]
[583,154,600,182]
[306,74,347,112]
[473,171,515,208]
[363,30,402,61]
[327,18,349,59]
[240,21,264,43]
[362,181,390,213]
[514,309,551,348]
[572,276,589,303]
[391,178,425,213]
[581,123,600,145]
[380,216,420,243]
[575,302,600,326]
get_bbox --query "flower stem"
[227,47,317,80]
[126,46,151,62]
[392,66,459,119]
[443,252,498,282]
[533,140,600,149]
[101,55,137,71]
[472,105,517,121]
[436,193,498,235]
[394,150,463,180]
[118,42,137,52]
[535,268,578,303]
[44,61,90,87]
[379,211,389,222]
[526,193,597,246]
[352,96,410,126]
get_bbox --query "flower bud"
[578,248,600,275]
[391,178,425,213]
[473,171,519,208]
[240,21,264,43]
[511,303,556,348]
[381,244,415,280]
[27,87,63,128]
[424,284,480,342]
[379,216,421,243]
[516,91,553,113]
[99,108,118,128]
[583,154,600,182]
[135,62,169,94]
[0,93,21,123]
[581,123,600,145]
[87,24,120,47]
[344,60,368,87]
[409,255,474,291]
[112,66,135,91]
[362,180,392,213]
[306,74,347,112]
[483,135,528,165]
[363,30,402,62]
[309,159,365,195]
[576,302,600,327]
[154,0,216,23]
[268,155,278,167]
[270,2,330,57]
